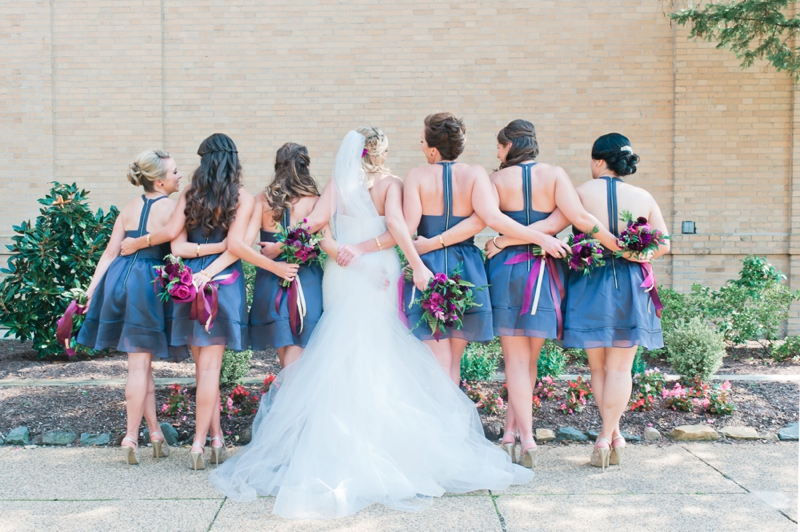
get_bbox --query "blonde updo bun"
[357,126,390,182]
[127,149,171,192]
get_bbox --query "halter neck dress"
[563,176,663,350]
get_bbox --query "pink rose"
[180,269,194,285]
[171,283,196,302]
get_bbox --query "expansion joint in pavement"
[207,497,226,531]
[488,490,507,532]
[681,445,798,524]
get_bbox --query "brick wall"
[1,0,797,328]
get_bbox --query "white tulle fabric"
[209,131,533,520]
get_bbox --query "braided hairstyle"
[127,149,170,192]
[424,112,467,160]
[184,133,242,236]
[591,133,640,177]
[497,119,539,169]
[265,143,319,224]
[357,126,391,179]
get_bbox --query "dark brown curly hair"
[497,119,540,169]
[184,133,242,237]
[424,112,467,161]
[265,143,319,223]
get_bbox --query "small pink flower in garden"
[161,404,168,413]
[182,416,187,421]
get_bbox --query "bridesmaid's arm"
[552,170,620,251]
[491,209,570,250]
[647,197,670,259]
[84,217,126,309]
[120,187,189,255]
[318,223,339,261]
[170,229,227,259]
[414,212,486,256]
[393,176,432,289]
[304,181,333,233]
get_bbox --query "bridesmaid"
[404,113,573,385]
[482,120,619,468]
[78,149,198,465]
[248,143,324,368]
[564,133,669,470]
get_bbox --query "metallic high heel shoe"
[210,436,227,466]
[501,431,517,464]
[189,443,205,471]
[121,436,140,466]
[590,437,612,472]
[609,435,626,468]
[519,437,538,469]
[150,431,170,459]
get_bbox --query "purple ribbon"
[397,276,409,328]
[639,262,663,318]
[504,251,566,339]
[56,299,87,356]
[191,270,240,333]
[275,276,304,337]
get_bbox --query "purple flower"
[434,273,449,284]
[180,270,194,285]
[171,283,196,302]
[164,262,180,277]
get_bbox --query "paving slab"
[492,444,745,495]
[0,500,221,532]
[211,495,501,532]
[496,494,797,532]
[682,442,798,521]
[0,446,223,500]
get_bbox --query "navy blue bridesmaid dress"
[403,162,493,342]
[249,208,323,349]
[485,163,566,339]
[563,176,663,350]
[78,195,186,360]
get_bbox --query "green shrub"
[220,349,253,386]
[242,261,257,307]
[460,339,501,383]
[773,336,800,362]
[564,347,587,366]
[0,183,118,359]
[631,346,647,376]
[664,316,725,382]
[657,286,686,337]
[537,340,566,379]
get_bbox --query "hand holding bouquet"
[412,265,482,341]
[56,287,89,356]
[566,227,605,275]
[152,255,196,303]
[275,219,324,288]
[614,211,669,261]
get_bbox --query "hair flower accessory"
[620,146,633,153]
[361,148,368,158]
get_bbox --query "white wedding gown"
[209,132,533,520]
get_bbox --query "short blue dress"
[403,162,493,342]
[78,195,186,360]
[170,226,248,354]
[485,163,566,339]
[563,176,663,350]
[249,208,324,350]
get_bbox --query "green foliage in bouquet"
[0,183,118,359]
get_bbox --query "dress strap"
[600,176,623,236]
[437,162,454,231]
[136,195,166,237]
[282,206,291,229]
[520,163,537,271]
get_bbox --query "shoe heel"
[599,448,610,472]
[123,446,139,466]
[502,443,516,464]
[210,446,224,466]
[190,452,205,471]
[152,440,170,459]
[611,446,623,468]
[522,447,537,469]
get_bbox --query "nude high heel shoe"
[210,436,227,466]
[150,431,170,460]
[121,436,140,466]
[189,442,205,471]
[501,431,517,464]
[609,435,626,468]
[590,437,611,472]
[519,437,538,469]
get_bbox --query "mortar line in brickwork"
[48,0,56,180]
[670,14,677,284]
[160,0,166,147]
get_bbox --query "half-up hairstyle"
[591,133,640,177]
[356,126,391,181]
[184,133,242,237]
[127,149,170,192]
[424,112,467,161]
[497,119,539,169]
[265,142,319,224]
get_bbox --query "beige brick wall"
[1,0,797,327]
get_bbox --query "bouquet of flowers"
[275,219,324,288]
[56,287,90,356]
[152,254,196,303]
[566,226,605,275]
[615,211,669,260]
[411,265,482,341]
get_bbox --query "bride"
[209,130,533,519]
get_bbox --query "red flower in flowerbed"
[560,376,593,415]
[221,385,261,418]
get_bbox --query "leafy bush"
[537,340,566,379]
[631,346,647,376]
[664,317,725,382]
[219,349,253,386]
[461,339,501,383]
[0,183,118,359]
[773,336,800,362]
[657,286,686,337]
[564,347,587,366]
[242,261,257,307]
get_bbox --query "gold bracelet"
[492,235,504,250]
[196,243,200,257]
[199,269,209,278]
[146,234,151,248]
[375,237,382,250]
[439,234,445,248]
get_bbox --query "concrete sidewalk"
[0,443,796,531]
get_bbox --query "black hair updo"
[591,133,639,177]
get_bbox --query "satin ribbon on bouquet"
[56,299,88,356]
[397,277,410,328]
[275,275,307,337]
[504,251,566,339]
[191,270,241,333]
[639,262,664,318]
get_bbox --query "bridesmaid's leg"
[596,347,636,444]
[143,366,160,436]
[449,338,469,385]
[501,337,534,444]
[425,339,452,380]
[124,353,151,448]
[586,348,607,416]
[277,347,287,368]
[210,391,223,440]
[283,345,304,367]
[193,345,225,449]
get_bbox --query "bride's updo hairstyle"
[424,112,467,161]
[357,126,390,176]
[497,119,539,169]
[591,133,640,177]
[185,133,242,236]
[266,142,320,223]
[127,149,170,192]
